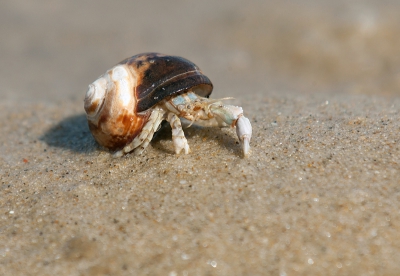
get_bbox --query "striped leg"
[113,108,165,157]
[133,110,164,155]
[167,113,190,154]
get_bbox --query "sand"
[1,1,400,275]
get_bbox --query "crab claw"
[236,116,252,156]
[208,103,252,156]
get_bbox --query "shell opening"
[192,84,213,98]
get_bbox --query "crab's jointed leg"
[133,109,165,155]
[166,113,190,154]
[208,103,252,156]
[235,115,252,156]
[113,107,165,157]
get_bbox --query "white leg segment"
[236,116,252,156]
[167,113,190,154]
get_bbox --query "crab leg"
[235,116,252,156]
[208,103,252,156]
[133,110,164,155]
[166,113,190,154]
[113,108,165,157]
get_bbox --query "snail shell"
[84,53,213,151]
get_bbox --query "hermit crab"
[84,53,252,157]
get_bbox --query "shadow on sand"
[40,113,98,153]
[40,114,241,156]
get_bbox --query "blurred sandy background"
[2,0,400,103]
[1,0,400,275]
